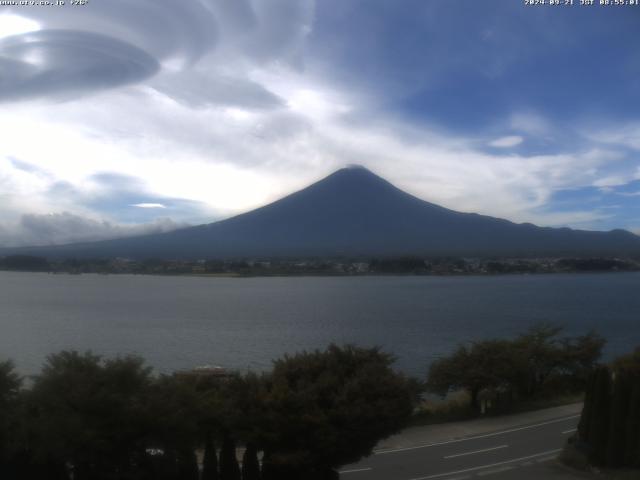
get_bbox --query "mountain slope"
[8,166,640,259]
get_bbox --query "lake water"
[0,271,638,377]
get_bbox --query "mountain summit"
[11,167,640,258]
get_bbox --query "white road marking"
[407,448,562,480]
[444,445,508,459]
[561,428,577,434]
[477,465,513,476]
[535,456,557,463]
[375,415,579,455]
[340,467,373,474]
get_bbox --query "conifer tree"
[588,366,611,465]
[202,434,219,480]
[219,435,241,480]
[241,443,260,480]
[624,379,640,467]
[605,372,631,467]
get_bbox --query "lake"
[0,271,638,377]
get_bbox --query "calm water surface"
[1,271,638,376]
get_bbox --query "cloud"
[0,13,40,39]
[589,123,640,151]
[3,212,187,247]
[0,30,160,102]
[131,203,167,209]
[0,0,637,244]
[0,0,313,103]
[510,112,549,136]
[151,71,284,110]
[489,135,523,148]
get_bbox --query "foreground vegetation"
[568,347,640,469]
[1,326,633,479]
[425,324,605,414]
[0,345,416,480]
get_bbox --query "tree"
[559,330,606,387]
[28,351,154,479]
[606,371,632,467]
[512,323,564,397]
[260,345,415,478]
[0,360,22,477]
[201,433,219,480]
[624,381,640,467]
[144,374,204,480]
[427,340,519,411]
[428,324,605,412]
[219,434,241,480]
[241,443,261,480]
[615,348,640,467]
[612,347,640,376]
[586,366,612,466]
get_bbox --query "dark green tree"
[144,374,204,480]
[202,433,219,480]
[241,443,260,480]
[624,381,640,467]
[605,372,632,466]
[0,360,22,477]
[559,330,606,388]
[261,344,415,478]
[587,366,612,465]
[513,323,564,397]
[427,340,519,411]
[219,434,241,480]
[574,348,639,468]
[176,449,199,480]
[28,351,154,480]
[428,324,605,412]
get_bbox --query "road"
[340,410,581,480]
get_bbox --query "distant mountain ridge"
[6,166,640,259]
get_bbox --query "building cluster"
[2,254,638,276]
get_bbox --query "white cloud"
[589,123,640,151]
[0,0,634,247]
[0,73,629,245]
[131,203,167,209]
[489,135,523,148]
[0,14,40,39]
[510,112,549,136]
[0,212,186,247]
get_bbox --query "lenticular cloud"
[0,30,160,102]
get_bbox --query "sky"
[0,0,639,246]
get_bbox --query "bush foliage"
[426,324,605,412]
[0,345,415,480]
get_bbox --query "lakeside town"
[1,254,639,276]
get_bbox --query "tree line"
[0,326,628,479]
[426,324,606,412]
[0,345,417,480]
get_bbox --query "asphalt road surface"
[340,414,580,480]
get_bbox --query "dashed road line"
[407,448,562,480]
[444,445,508,459]
[477,465,514,476]
[535,456,557,463]
[375,415,579,455]
[340,467,372,474]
